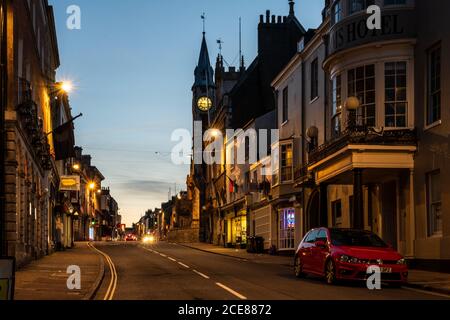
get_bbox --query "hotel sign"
[329,10,416,55]
[59,175,81,192]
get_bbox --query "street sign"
[0,258,15,300]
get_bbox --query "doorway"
[381,181,398,249]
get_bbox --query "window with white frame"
[427,45,441,126]
[279,208,295,250]
[427,170,442,237]
[332,74,342,137]
[385,62,407,128]
[348,64,376,127]
[280,143,293,183]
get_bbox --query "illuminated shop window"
[279,208,295,250]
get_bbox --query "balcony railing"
[308,127,418,166]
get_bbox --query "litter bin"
[247,236,256,253]
[255,237,265,253]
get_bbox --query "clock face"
[197,97,212,112]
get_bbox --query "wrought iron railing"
[308,127,418,165]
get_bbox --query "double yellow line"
[88,242,118,300]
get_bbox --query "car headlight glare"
[397,258,406,265]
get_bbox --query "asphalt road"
[92,241,449,300]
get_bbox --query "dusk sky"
[49,0,323,226]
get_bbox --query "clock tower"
[192,31,215,129]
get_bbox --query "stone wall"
[167,228,200,243]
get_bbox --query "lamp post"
[345,96,360,130]
[345,96,364,229]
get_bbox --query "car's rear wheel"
[294,255,305,278]
[325,259,336,285]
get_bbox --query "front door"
[381,181,398,249]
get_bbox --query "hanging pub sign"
[0,258,15,301]
[59,175,81,192]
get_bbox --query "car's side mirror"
[315,240,327,249]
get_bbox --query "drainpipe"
[0,0,8,257]
[300,60,306,234]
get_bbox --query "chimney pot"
[266,10,270,23]
[277,16,282,23]
[260,15,264,23]
[271,15,276,23]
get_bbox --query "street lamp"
[60,81,73,93]
[345,96,360,129]
[72,163,80,171]
[89,182,96,190]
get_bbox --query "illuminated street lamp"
[72,163,80,171]
[60,81,73,93]
[345,96,360,129]
[89,182,96,190]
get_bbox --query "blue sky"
[49,0,323,226]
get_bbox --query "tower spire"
[289,0,295,17]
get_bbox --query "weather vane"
[201,13,206,34]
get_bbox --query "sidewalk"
[179,242,450,295]
[14,242,104,300]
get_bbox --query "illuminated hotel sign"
[329,10,415,55]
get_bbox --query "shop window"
[427,45,441,126]
[332,74,342,137]
[348,64,376,127]
[385,62,407,128]
[427,170,442,237]
[332,200,343,227]
[279,208,295,250]
[280,143,293,183]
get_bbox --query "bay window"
[280,143,293,183]
[332,74,342,137]
[385,62,407,128]
[348,64,376,127]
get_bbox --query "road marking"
[403,286,450,299]
[193,270,210,279]
[153,251,159,254]
[178,262,190,269]
[216,282,247,300]
[160,253,167,258]
[168,257,177,262]
[88,243,118,301]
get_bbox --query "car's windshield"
[330,229,388,248]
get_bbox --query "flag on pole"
[53,121,75,161]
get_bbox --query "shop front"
[224,205,248,249]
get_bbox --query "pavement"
[12,240,450,300]
[180,242,450,297]
[14,242,104,300]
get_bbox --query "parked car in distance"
[125,234,137,242]
[294,228,408,286]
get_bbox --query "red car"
[294,228,408,286]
